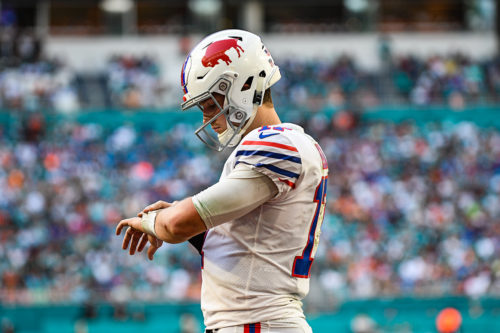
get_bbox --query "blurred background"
[0,0,500,332]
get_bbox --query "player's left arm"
[116,197,206,247]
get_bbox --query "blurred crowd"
[310,115,500,308]
[0,114,220,305]
[0,58,79,113]
[275,53,500,112]
[274,55,376,112]
[0,29,79,113]
[1,31,499,112]
[0,110,499,308]
[392,54,500,107]
[102,52,500,110]
[106,55,165,109]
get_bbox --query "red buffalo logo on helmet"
[202,39,244,68]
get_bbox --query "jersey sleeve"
[234,129,302,197]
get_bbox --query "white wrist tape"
[141,210,159,237]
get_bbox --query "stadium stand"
[1,106,499,309]
[2,50,499,111]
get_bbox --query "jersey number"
[292,144,328,278]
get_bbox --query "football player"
[116,29,328,333]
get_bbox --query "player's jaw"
[200,94,227,134]
[201,113,226,134]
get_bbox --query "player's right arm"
[117,164,278,256]
[144,164,278,241]
[191,164,278,229]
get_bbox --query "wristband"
[141,210,159,237]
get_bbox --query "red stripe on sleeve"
[244,324,250,333]
[242,140,298,152]
[255,322,261,333]
[278,178,296,189]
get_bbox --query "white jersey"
[200,123,328,329]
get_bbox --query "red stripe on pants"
[243,323,260,333]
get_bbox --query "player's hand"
[116,217,143,254]
[116,217,163,260]
[137,200,179,217]
[145,234,163,260]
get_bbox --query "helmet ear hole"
[241,76,254,91]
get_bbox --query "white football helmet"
[180,29,281,151]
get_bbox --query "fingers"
[143,200,171,214]
[116,216,163,259]
[148,244,159,261]
[137,233,148,252]
[148,234,163,248]
[147,234,163,260]
[120,228,157,258]
[138,200,179,217]
[129,230,143,255]
[116,219,129,235]
[122,227,134,250]
[122,227,142,250]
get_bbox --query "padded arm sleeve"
[192,164,278,229]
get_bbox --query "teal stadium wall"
[1,297,500,333]
[2,105,500,133]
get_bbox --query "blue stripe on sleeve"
[235,161,300,179]
[235,150,301,164]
